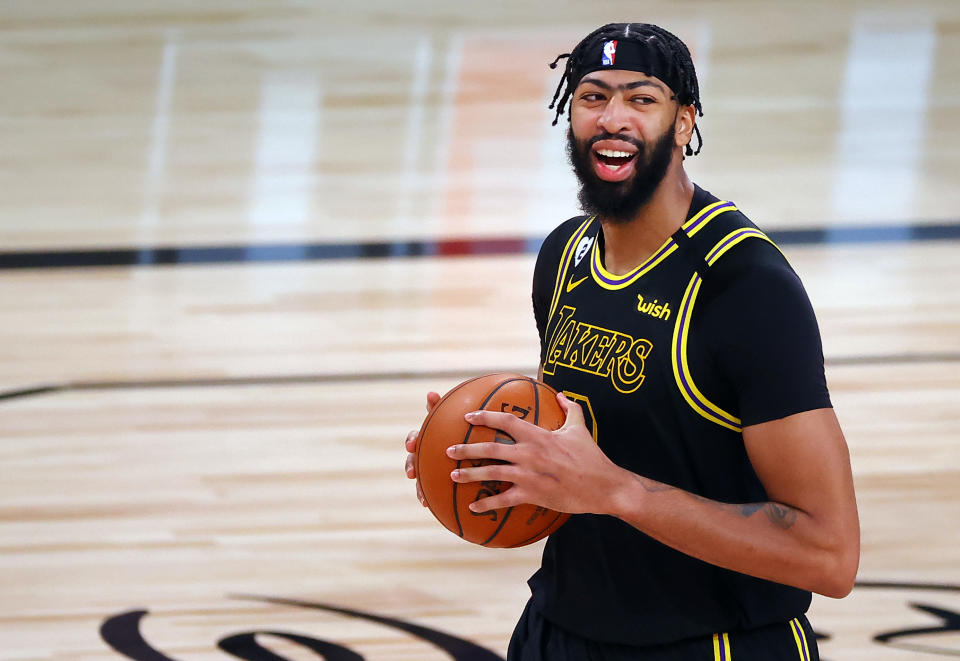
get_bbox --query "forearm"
[605,469,856,598]
[447,401,859,597]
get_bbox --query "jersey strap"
[547,216,596,321]
[671,227,778,432]
[590,200,736,291]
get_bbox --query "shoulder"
[705,226,803,301]
[533,215,593,287]
[687,195,800,296]
[697,230,820,355]
[537,215,592,261]
[532,215,591,341]
[694,208,821,342]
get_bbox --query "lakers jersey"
[528,186,831,645]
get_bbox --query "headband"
[573,38,687,103]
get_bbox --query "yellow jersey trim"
[547,216,595,322]
[671,227,778,432]
[590,201,737,291]
[790,618,810,660]
[712,632,732,660]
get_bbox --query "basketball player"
[405,23,859,660]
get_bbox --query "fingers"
[463,409,526,435]
[448,452,522,483]
[450,461,519,485]
[407,390,440,508]
[446,441,515,463]
[404,451,427,506]
[404,430,418,479]
[405,429,418,453]
[467,490,516,513]
[403,429,426,506]
[557,392,585,429]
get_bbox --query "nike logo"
[566,275,589,293]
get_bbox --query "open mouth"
[591,145,639,181]
[595,149,637,169]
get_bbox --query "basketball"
[414,373,570,548]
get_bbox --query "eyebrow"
[578,76,668,94]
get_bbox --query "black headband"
[574,38,686,102]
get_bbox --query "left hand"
[446,392,628,515]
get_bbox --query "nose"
[597,95,631,134]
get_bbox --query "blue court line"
[1,222,958,270]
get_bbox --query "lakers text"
[543,306,652,394]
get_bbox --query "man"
[405,23,859,660]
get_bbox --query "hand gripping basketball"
[410,373,573,548]
[447,390,621,516]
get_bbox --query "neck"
[600,164,695,276]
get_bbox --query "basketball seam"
[509,510,567,547]
[415,373,490,525]
[478,377,555,547]
[463,377,529,545]
[506,379,566,548]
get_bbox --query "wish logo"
[98,582,960,659]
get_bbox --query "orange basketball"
[414,373,570,548]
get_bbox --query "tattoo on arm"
[761,502,798,529]
[632,476,798,530]
[734,502,798,529]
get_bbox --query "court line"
[2,222,959,270]
[1,352,958,404]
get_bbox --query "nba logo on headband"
[601,40,617,66]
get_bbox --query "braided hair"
[548,23,704,156]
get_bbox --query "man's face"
[566,69,683,223]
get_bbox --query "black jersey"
[528,185,831,646]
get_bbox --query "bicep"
[743,408,858,532]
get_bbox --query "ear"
[674,104,697,151]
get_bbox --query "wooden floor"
[1,1,959,659]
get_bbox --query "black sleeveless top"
[528,185,831,646]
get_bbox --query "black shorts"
[507,600,819,661]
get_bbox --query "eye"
[580,92,606,102]
[631,95,656,105]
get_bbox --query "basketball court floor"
[1,1,959,659]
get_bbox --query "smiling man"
[405,22,860,661]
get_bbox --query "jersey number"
[561,391,598,442]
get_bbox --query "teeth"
[596,149,635,158]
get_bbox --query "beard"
[566,125,676,224]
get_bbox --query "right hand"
[404,391,442,506]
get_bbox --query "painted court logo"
[602,40,617,66]
[97,580,960,659]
